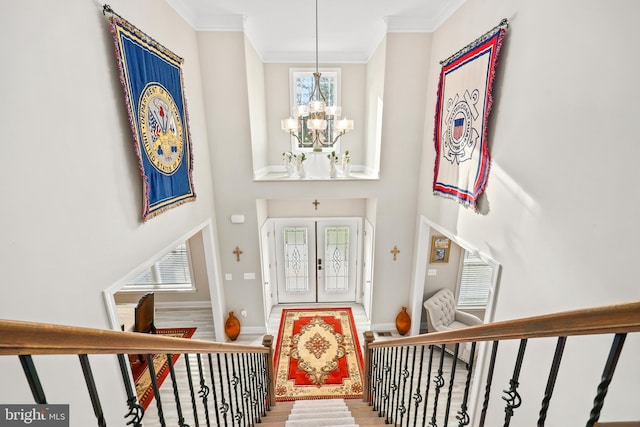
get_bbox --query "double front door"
[274,218,360,303]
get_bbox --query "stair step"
[285,417,356,427]
[595,423,640,427]
[267,397,389,427]
[259,423,286,427]
[288,411,352,420]
[291,406,348,413]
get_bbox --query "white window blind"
[126,243,194,291]
[457,250,493,307]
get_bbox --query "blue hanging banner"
[109,15,196,221]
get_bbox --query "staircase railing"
[0,319,275,426]
[362,300,640,427]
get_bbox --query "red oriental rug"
[129,327,196,409]
[274,308,364,401]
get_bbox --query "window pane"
[284,227,309,292]
[290,69,340,153]
[324,226,349,292]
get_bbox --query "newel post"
[262,335,276,408]
[362,331,375,403]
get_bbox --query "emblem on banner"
[138,83,184,175]
[442,89,481,164]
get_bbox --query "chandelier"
[281,0,354,152]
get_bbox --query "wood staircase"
[259,399,387,427]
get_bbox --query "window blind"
[458,250,493,307]
[126,243,193,291]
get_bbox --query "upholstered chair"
[423,288,483,363]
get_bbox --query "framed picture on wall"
[430,235,451,263]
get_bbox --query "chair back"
[423,288,457,329]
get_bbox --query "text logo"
[0,405,68,426]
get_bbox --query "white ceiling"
[165,0,466,63]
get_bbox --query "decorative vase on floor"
[395,306,411,336]
[225,311,241,341]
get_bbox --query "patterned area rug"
[129,327,196,409]
[274,308,364,401]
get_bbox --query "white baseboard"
[240,326,267,335]
[370,322,396,332]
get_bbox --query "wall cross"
[233,246,243,262]
[391,245,400,261]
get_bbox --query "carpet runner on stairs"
[284,399,357,427]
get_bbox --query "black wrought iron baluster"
[537,337,566,427]
[146,354,167,427]
[167,355,189,427]
[241,353,254,426]
[368,347,376,408]
[429,345,446,427]
[456,342,476,427]
[196,354,211,427]
[502,339,527,427]
[412,345,425,427]
[19,355,47,404]
[207,354,221,427]
[369,348,378,411]
[248,353,257,425]
[405,345,417,427]
[376,347,385,413]
[231,354,245,427]
[421,345,436,427]
[78,354,106,427]
[388,346,399,424]
[586,333,627,427]
[371,348,380,410]
[443,344,460,427]
[223,354,235,425]
[397,346,409,426]
[479,341,499,427]
[381,347,392,419]
[258,352,268,417]
[117,354,144,427]
[184,354,199,427]
[250,353,261,423]
[216,353,229,427]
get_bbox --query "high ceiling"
[165,0,465,63]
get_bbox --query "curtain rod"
[439,18,509,66]
[101,4,183,63]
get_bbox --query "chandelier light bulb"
[280,0,354,151]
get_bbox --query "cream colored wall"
[416,0,640,423]
[266,198,366,218]
[263,63,366,166]
[245,37,268,172]
[0,0,220,423]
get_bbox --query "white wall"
[364,37,386,173]
[0,0,220,424]
[417,0,640,423]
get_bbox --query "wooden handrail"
[369,300,640,349]
[0,319,269,356]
